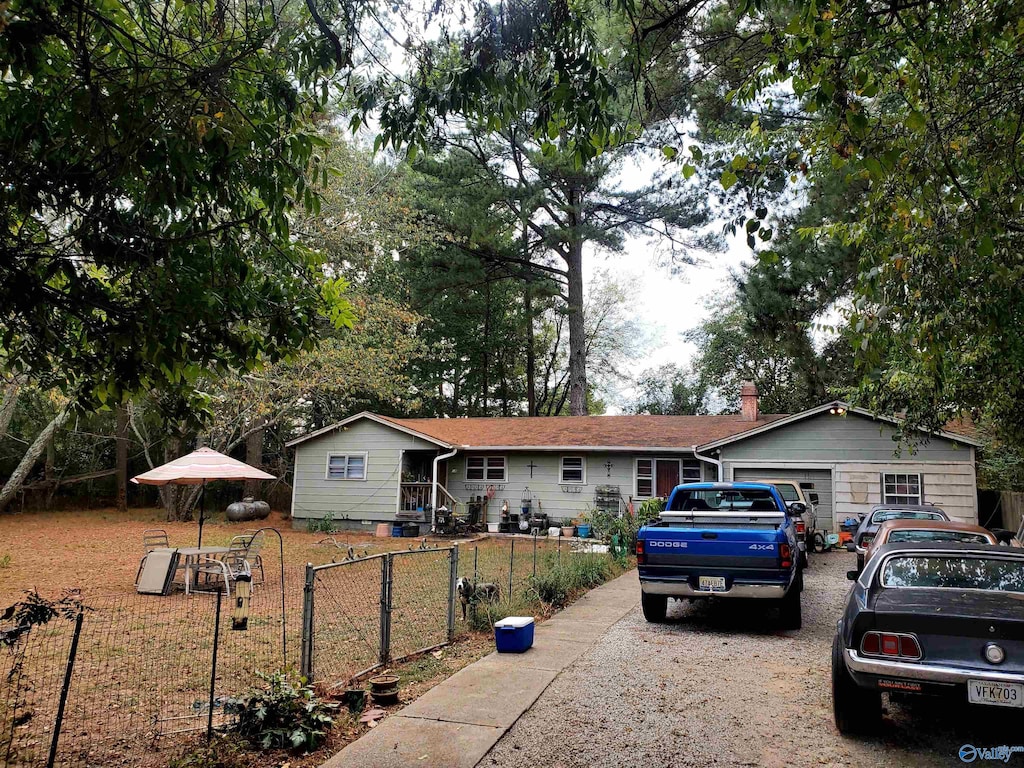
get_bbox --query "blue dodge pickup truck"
[636,482,805,629]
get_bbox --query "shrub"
[530,554,614,609]
[590,498,664,563]
[307,513,336,534]
[227,671,336,752]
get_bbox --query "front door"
[655,459,680,498]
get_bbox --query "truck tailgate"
[643,525,782,569]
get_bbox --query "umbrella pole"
[198,479,206,548]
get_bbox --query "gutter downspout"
[692,445,723,481]
[431,447,458,532]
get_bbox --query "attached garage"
[732,467,834,533]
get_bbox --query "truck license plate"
[968,680,1023,708]
[698,576,727,592]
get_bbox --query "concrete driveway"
[481,554,1022,768]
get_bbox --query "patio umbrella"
[131,447,275,547]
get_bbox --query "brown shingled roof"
[376,413,789,449]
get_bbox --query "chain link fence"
[302,546,457,690]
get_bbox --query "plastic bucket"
[577,524,591,538]
[391,524,403,538]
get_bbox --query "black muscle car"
[832,541,1024,734]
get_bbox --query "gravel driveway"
[482,553,1021,768]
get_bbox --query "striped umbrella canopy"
[132,447,275,546]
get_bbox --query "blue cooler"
[494,616,535,653]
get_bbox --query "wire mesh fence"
[0,528,304,768]
[2,532,591,766]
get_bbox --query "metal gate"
[302,547,457,689]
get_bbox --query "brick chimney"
[740,381,759,422]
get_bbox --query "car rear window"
[668,489,781,513]
[880,556,1024,593]
[871,509,945,524]
[772,484,800,502]
[887,530,991,545]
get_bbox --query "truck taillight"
[861,631,922,660]
[795,520,806,535]
[779,543,792,569]
[636,540,645,565]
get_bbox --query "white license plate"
[968,680,1024,708]
[698,576,727,592]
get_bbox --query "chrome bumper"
[844,649,1024,686]
[641,580,787,599]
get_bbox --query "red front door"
[655,460,680,498]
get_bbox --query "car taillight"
[779,543,792,569]
[795,520,806,535]
[861,534,874,546]
[860,631,922,660]
[636,540,645,565]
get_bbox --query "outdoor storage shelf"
[494,616,535,653]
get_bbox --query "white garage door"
[732,467,834,533]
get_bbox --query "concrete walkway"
[321,569,639,768]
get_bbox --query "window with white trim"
[636,459,653,498]
[560,456,586,484]
[881,472,923,505]
[327,453,366,480]
[467,456,507,482]
[682,458,702,481]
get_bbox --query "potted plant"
[575,510,592,539]
[560,520,575,538]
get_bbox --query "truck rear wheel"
[832,634,881,734]
[779,573,802,630]
[641,592,668,623]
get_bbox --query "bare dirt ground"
[0,506,439,603]
[482,552,1023,768]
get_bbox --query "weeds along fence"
[2,534,605,767]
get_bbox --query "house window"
[682,458,702,481]
[467,456,507,482]
[326,453,366,480]
[882,473,923,505]
[636,459,654,498]
[560,456,586,484]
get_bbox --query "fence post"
[380,555,393,666]
[508,538,515,599]
[300,563,315,680]
[471,547,478,624]
[447,545,458,642]
[557,534,562,564]
[46,610,84,768]
[207,591,223,742]
[533,531,538,578]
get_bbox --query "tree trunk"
[160,436,190,522]
[0,375,23,439]
[482,280,491,416]
[115,405,129,512]
[0,406,71,513]
[243,421,265,498]
[523,228,536,416]
[565,187,587,416]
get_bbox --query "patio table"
[167,546,230,595]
